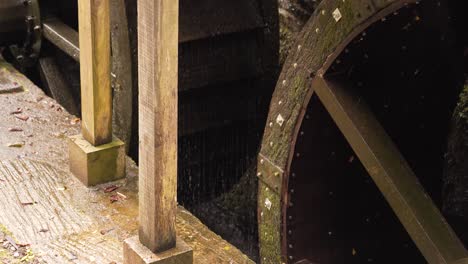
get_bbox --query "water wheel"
[257,0,467,263]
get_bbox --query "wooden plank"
[78,0,112,146]
[137,0,179,253]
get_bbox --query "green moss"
[0,224,13,237]
[258,182,282,263]
[455,83,468,125]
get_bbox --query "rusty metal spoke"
[312,76,468,264]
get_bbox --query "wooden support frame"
[78,0,112,146]
[123,0,192,262]
[137,0,178,252]
[68,0,125,187]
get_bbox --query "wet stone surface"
[0,59,253,263]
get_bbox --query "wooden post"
[137,0,178,252]
[123,0,192,262]
[68,0,125,187]
[78,0,112,146]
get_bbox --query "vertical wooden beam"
[124,0,191,262]
[124,0,193,264]
[78,0,112,146]
[138,0,179,254]
[69,0,125,187]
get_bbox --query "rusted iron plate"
[312,76,468,264]
[0,70,22,94]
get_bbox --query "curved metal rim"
[281,1,418,257]
[256,0,418,263]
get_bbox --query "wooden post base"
[68,134,125,186]
[123,236,193,264]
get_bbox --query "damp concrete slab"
[0,59,254,264]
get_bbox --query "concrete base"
[68,134,125,186]
[124,236,193,264]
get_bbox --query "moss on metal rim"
[256,0,417,263]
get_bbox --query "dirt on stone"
[0,225,40,264]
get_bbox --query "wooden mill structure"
[0,0,467,263]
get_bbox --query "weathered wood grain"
[137,0,179,253]
[78,0,112,146]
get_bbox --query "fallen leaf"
[9,108,22,115]
[103,185,119,193]
[20,201,36,206]
[15,115,29,121]
[70,118,80,125]
[100,228,114,235]
[110,195,120,203]
[110,192,127,203]
[7,142,24,148]
[17,243,30,248]
[8,127,23,132]
[117,192,127,199]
